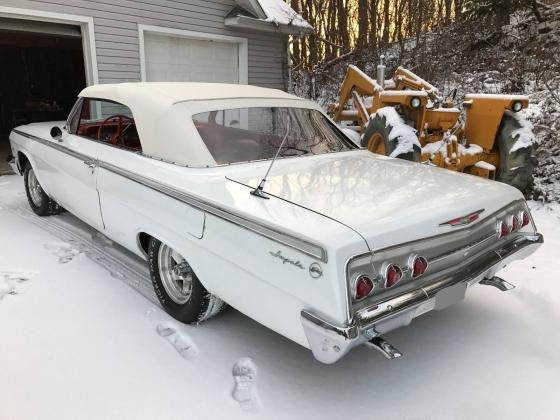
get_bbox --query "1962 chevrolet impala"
[8,83,542,363]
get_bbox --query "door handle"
[83,159,97,173]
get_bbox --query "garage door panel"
[144,33,239,84]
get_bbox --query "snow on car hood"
[227,150,523,250]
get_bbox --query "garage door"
[143,33,239,83]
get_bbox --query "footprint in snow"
[0,271,37,300]
[156,322,198,360]
[44,241,83,264]
[231,357,260,412]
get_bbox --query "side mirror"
[50,126,63,141]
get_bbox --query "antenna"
[250,115,291,199]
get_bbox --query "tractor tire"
[361,108,421,162]
[495,110,537,192]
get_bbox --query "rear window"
[192,107,354,165]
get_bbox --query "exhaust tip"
[365,336,403,360]
[480,276,515,292]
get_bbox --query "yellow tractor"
[330,60,537,191]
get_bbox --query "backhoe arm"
[332,65,383,123]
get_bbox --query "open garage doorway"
[0,18,86,173]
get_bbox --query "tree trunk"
[357,0,369,51]
[382,0,390,44]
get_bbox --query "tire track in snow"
[5,203,158,305]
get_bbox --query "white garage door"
[143,33,239,83]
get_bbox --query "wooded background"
[289,0,557,70]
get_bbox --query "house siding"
[0,0,287,89]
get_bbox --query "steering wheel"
[97,115,134,145]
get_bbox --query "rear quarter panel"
[95,149,367,347]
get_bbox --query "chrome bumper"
[301,233,543,364]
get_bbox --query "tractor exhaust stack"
[376,55,386,88]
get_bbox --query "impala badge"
[269,250,305,269]
[440,209,484,227]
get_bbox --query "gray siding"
[0,0,287,89]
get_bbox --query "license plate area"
[434,282,467,310]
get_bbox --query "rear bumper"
[301,233,543,364]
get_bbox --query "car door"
[47,97,107,230]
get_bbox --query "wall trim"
[0,6,99,86]
[138,24,248,85]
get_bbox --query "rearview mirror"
[50,126,63,141]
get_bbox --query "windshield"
[192,107,355,165]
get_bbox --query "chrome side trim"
[13,129,91,162]
[99,160,327,261]
[12,129,328,262]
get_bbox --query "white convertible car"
[8,83,542,363]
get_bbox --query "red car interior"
[78,116,142,151]
[195,122,281,164]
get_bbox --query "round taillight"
[521,211,530,227]
[512,214,521,231]
[354,275,374,300]
[412,256,428,278]
[497,220,510,238]
[385,264,403,288]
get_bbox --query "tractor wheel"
[361,107,421,162]
[495,110,537,192]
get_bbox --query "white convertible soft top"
[78,83,310,166]
[80,82,301,105]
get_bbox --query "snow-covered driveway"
[0,174,558,420]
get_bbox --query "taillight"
[354,275,374,300]
[412,256,428,278]
[521,211,530,227]
[512,214,521,231]
[385,264,403,288]
[497,220,510,238]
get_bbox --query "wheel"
[361,107,421,161]
[148,238,225,324]
[23,162,62,216]
[495,110,537,192]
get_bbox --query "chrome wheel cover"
[28,169,44,207]
[157,244,194,305]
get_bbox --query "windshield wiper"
[250,116,291,199]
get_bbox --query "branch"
[535,124,554,132]
[543,78,560,106]
[316,51,354,72]
[313,34,343,49]
[535,1,551,9]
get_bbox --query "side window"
[66,98,83,135]
[76,98,142,152]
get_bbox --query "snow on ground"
[0,174,559,420]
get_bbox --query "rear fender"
[463,94,529,150]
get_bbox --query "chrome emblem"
[439,209,484,227]
[309,263,323,279]
[269,250,305,269]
